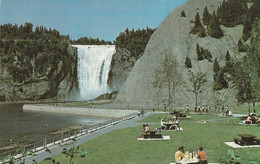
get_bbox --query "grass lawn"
[40,113,260,164]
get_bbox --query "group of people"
[214,104,230,116]
[175,146,208,164]
[140,124,150,136]
[194,105,211,114]
[160,117,180,130]
[245,113,260,124]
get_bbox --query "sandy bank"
[23,104,139,118]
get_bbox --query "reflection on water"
[0,103,109,148]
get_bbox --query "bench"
[234,138,245,146]
[254,138,260,144]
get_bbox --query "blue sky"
[0,0,187,41]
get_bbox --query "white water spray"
[72,45,115,100]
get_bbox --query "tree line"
[0,22,74,100]
[70,37,112,45]
[188,0,260,39]
[114,27,155,60]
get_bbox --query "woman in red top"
[197,147,208,164]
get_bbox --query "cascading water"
[72,45,115,100]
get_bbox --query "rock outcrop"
[107,48,136,91]
[115,0,243,108]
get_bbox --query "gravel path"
[23,104,139,118]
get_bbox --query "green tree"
[228,20,260,114]
[196,44,203,61]
[207,11,223,38]
[238,39,246,52]
[202,7,211,25]
[214,68,228,90]
[225,50,231,61]
[158,50,182,106]
[187,70,208,108]
[213,58,220,81]
[185,56,192,69]
[190,13,206,37]
[152,67,163,109]
[181,10,186,17]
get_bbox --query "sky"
[0,0,187,41]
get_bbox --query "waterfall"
[72,45,115,100]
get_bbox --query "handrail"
[0,112,139,163]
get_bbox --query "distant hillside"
[0,23,77,101]
[115,0,259,108]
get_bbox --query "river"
[0,103,109,151]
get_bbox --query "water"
[0,104,109,149]
[72,45,115,100]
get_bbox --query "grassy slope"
[40,113,260,164]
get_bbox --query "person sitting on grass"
[175,115,180,130]
[175,146,185,163]
[144,124,150,133]
[140,124,150,137]
[169,119,177,130]
[161,118,167,130]
[245,116,252,124]
[197,147,208,164]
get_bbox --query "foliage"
[237,39,246,52]
[187,70,208,107]
[215,0,259,41]
[44,139,87,164]
[219,149,241,164]
[184,56,192,69]
[207,11,223,38]
[70,36,112,45]
[227,20,260,113]
[0,22,75,100]
[152,66,163,109]
[61,142,88,164]
[181,10,186,17]
[190,13,206,37]
[213,58,228,90]
[202,7,211,26]
[152,50,182,106]
[196,44,212,62]
[214,68,228,90]
[217,0,248,27]
[213,58,220,81]
[114,27,155,60]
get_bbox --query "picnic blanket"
[137,136,170,140]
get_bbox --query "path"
[15,112,155,164]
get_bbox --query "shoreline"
[23,104,139,118]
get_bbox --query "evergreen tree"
[190,13,206,37]
[225,50,231,62]
[213,58,220,81]
[196,44,203,61]
[194,13,202,27]
[198,26,206,38]
[238,39,246,52]
[185,56,192,68]
[242,18,252,41]
[214,68,228,90]
[181,10,186,17]
[202,7,211,26]
[207,11,223,38]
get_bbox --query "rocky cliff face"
[0,45,78,101]
[115,0,243,108]
[107,48,136,91]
